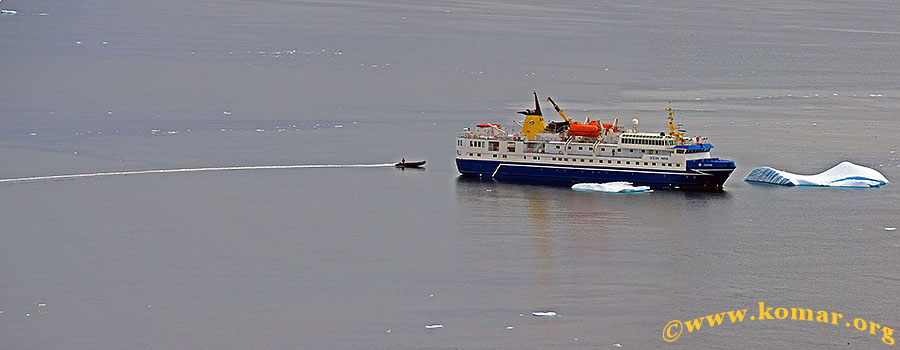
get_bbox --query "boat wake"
[0,163,396,184]
[572,182,653,193]
[744,161,889,188]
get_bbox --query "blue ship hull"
[456,158,735,189]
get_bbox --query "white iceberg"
[744,161,889,188]
[572,182,652,193]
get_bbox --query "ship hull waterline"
[456,158,735,189]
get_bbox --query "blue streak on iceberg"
[744,161,889,188]
[572,182,653,193]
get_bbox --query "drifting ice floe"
[531,311,559,317]
[572,182,652,193]
[744,161,889,187]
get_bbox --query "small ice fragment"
[613,344,623,348]
[37,303,47,307]
[1,9,17,15]
[812,123,817,126]
[0,310,4,314]
[486,189,492,192]
[886,227,898,231]
[519,313,525,317]
[833,93,838,96]
[572,182,651,193]
[425,324,443,329]
[256,128,264,132]
[334,124,343,128]
[25,313,30,317]
[30,132,37,136]
[147,305,152,308]
[506,326,515,330]
[223,111,231,115]
[428,294,434,298]
[532,311,558,317]
[107,111,112,115]
[102,41,108,45]
[891,151,896,154]
[386,329,391,333]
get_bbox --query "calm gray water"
[2,1,899,349]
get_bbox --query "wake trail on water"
[0,163,396,184]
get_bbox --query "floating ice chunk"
[425,324,443,329]
[30,132,37,136]
[37,303,47,307]
[886,227,898,231]
[506,326,515,330]
[744,162,889,187]
[1,9,17,15]
[386,328,391,333]
[613,344,623,348]
[334,124,343,128]
[532,311,558,317]
[572,182,652,193]
[223,111,231,115]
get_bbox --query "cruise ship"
[455,92,736,188]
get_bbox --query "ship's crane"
[546,96,572,123]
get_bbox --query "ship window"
[601,148,605,151]
[578,146,583,150]
[508,144,516,152]
[503,155,507,158]
[626,161,630,165]
[580,159,585,162]
[617,161,621,164]
[652,163,656,166]
[589,160,593,163]
[477,153,481,157]
[641,150,645,153]
[644,162,648,165]
[676,163,681,167]
[588,147,593,150]
[556,145,560,149]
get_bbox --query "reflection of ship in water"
[453,177,733,312]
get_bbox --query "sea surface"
[2,1,899,349]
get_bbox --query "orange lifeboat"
[476,123,501,128]
[568,121,601,137]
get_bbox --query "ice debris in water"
[886,227,898,231]
[532,311,559,317]
[1,9,17,15]
[572,182,652,193]
[744,161,889,188]
[425,324,443,329]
